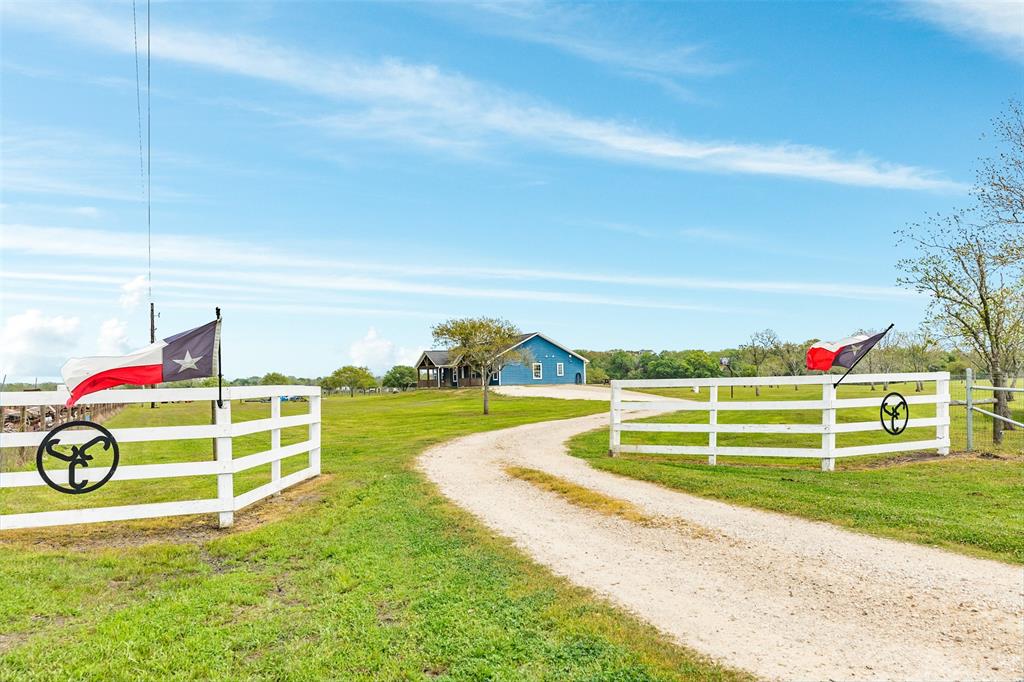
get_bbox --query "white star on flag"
[172,350,202,372]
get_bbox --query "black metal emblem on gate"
[36,421,119,494]
[880,392,909,436]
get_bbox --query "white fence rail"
[610,373,950,471]
[0,385,321,530]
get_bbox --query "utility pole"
[149,302,157,409]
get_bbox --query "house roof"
[418,332,588,368]
[416,350,455,367]
[501,332,589,363]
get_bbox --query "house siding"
[495,336,586,385]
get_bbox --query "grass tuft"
[505,466,655,525]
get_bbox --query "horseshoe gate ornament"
[36,421,120,494]
[879,392,909,436]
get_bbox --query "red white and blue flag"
[806,330,888,372]
[61,320,220,407]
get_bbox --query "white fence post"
[937,374,950,455]
[609,382,621,457]
[708,384,718,466]
[308,394,321,475]
[215,400,234,528]
[821,381,836,472]
[270,396,282,491]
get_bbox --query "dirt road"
[419,413,1024,681]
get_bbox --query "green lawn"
[571,383,1023,564]
[0,391,747,681]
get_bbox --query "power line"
[147,0,152,302]
[131,1,145,197]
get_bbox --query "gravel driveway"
[418,413,1024,681]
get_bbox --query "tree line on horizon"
[577,328,986,386]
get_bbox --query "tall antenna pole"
[146,0,152,303]
[147,1,155,408]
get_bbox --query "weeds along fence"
[610,373,950,471]
[0,386,321,531]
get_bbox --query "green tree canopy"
[259,372,290,385]
[323,366,378,397]
[382,365,417,390]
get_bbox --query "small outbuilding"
[415,333,588,388]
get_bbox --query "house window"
[532,363,543,380]
[556,362,564,377]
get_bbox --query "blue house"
[415,333,588,388]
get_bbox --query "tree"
[432,317,531,415]
[645,353,684,379]
[382,365,417,390]
[586,365,609,384]
[887,330,938,392]
[770,337,807,390]
[259,372,290,385]
[606,350,636,379]
[323,365,377,397]
[740,330,776,396]
[975,100,1024,266]
[897,102,1024,444]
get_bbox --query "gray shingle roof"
[422,350,452,366]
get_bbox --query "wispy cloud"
[454,2,731,79]
[0,126,190,202]
[2,223,918,303]
[1,2,964,191]
[903,1,1024,62]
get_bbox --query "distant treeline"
[577,328,982,383]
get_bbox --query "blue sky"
[1,1,1021,380]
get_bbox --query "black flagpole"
[216,307,223,408]
[833,323,894,389]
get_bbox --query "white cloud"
[905,1,1024,62]
[0,2,964,191]
[0,309,80,378]
[96,318,130,355]
[119,274,149,309]
[348,327,417,374]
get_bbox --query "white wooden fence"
[610,373,950,471]
[0,385,321,530]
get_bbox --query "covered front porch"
[416,354,485,389]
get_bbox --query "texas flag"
[61,319,220,407]
[806,330,888,372]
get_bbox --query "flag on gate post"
[805,324,893,387]
[806,329,889,372]
[61,319,221,407]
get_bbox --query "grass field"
[570,383,1023,564]
[1,391,748,681]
